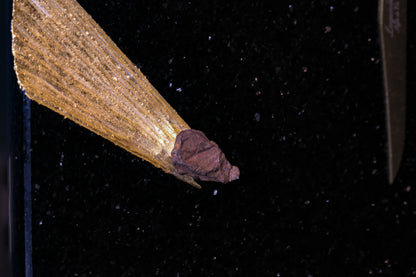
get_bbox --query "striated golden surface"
[12,0,200,188]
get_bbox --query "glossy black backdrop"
[26,0,416,276]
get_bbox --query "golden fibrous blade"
[12,0,200,188]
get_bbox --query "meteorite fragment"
[172,129,240,183]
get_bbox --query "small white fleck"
[213,190,218,196]
[254,113,261,122]
[208,35,212,40]
[39,220,43,225]
[176,87,182,92]
[324,26,332,33]
[31,0,51,17]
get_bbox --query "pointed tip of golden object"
[174,173,202,189]
[11,0,201,188]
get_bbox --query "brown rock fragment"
[171,129,240,183]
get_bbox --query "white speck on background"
[254,113,261,122]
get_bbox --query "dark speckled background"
[22,0,416,276]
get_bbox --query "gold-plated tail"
[12,0,200,188]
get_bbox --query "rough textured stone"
[171,129,239,183]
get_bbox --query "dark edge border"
[23,95,32,277]
[3,0,30,276]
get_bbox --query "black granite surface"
[25,0,416,276]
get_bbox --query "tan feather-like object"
[11,0,202,188]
